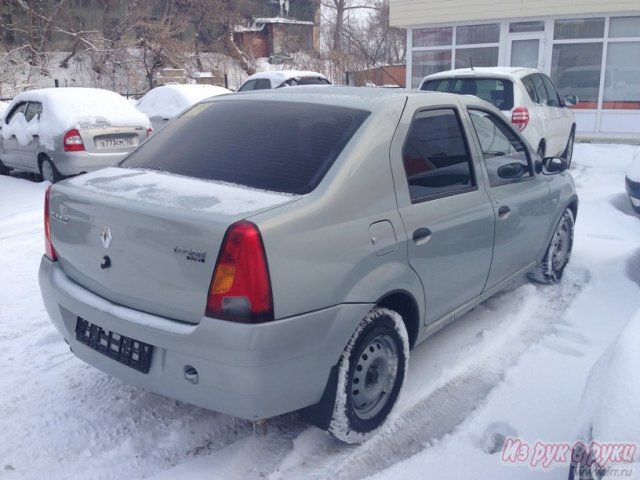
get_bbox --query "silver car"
[39,87,578,443]
[0,88,151,182]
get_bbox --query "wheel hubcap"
[552,218,571,271]
[42,161,54,182]
[351,333,399,420]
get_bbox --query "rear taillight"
[206,221,274,323]
[146,127,153,137]
[44,185,57,261]
[63,128,85,152]
[511,107,529,132]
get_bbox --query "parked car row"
[0,70,327,182]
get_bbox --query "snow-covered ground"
[0,144,639,479]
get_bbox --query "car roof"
[206,85,490,113]
[423,67,539,83]
[240,70,329,89]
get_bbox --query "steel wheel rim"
[350,333,399,420]
[42,161,54,183]
[552,217,571,271]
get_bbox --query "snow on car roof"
[2,88,150,150]
[241,70,329,88]
[136,84,231,120]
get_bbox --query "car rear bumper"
[49,150,130,176]
[39,256,369,420]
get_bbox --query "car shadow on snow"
[626,249,640,288]
[610,192,638,217]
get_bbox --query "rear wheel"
[530,208,574,284]
[0,159,10,175]
[40,156,62,183]
[328,307,408,444]
[562,129,575,168]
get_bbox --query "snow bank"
[136,84,231,120]
[574,308,640,443]
[626,147,640,183]
[1,88,150,150]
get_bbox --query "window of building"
[554,18,605,40]
[413,27,453,47]
[455,47,499,69]
[551,43,603,108]
[609,17,640,38]
[603,42,640,110]
[402,108,475,202]
[456,24,500,45]
[411,50,452,89]
[509,21,545,33]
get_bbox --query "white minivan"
[421,67,577,166]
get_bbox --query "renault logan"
[39,87,578,443]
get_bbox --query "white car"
[569,309,640,479]
[136,84,231,131]
[625,149,640,214]
[237,70,330,92]
[421,67,577,165]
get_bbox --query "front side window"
[254,78,272,89]
[402,108,475,202]
[5,102,28,124]
[24,102,42,122]
[468,109,532,187]
[119,100,370,195]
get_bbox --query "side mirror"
[564,95,578,107]
[498,162,527,179]
[542,157,568,175]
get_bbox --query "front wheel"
[530,208,575,284]
[328,307,408,444]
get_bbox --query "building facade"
[389,0,640,139]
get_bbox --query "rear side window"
[119,100,370,194]
[402,108,476,202]
[421,78,514,110]
[254,79,272,90]
[521,75,539,103]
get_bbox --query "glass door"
[508,36,543,70]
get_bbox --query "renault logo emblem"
[100,226,112,249]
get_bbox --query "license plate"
[98,137,133,148]
[75,317,153,374]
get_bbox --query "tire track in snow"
[266,269,588,480]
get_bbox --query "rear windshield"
[281,77,331,87]
[119,100,369,194]
[421,77,514,110]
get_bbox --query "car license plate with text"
[98,137,133,148]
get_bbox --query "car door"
[540,74,573,155]
[17,101,42,170]
[466,107,554,290]
[390,100,495,326]
[1,101,28,167]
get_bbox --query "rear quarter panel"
[251,99,425,321]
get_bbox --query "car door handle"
[498,206,511,219]
[413,227,432,246]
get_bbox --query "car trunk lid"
[48,167,299,324]
[78,122,148,154]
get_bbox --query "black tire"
[0,159,10,175]
[530,208,574,284]
[562,129,575,168]
[40,156,63,183]
[328,307,408,444]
